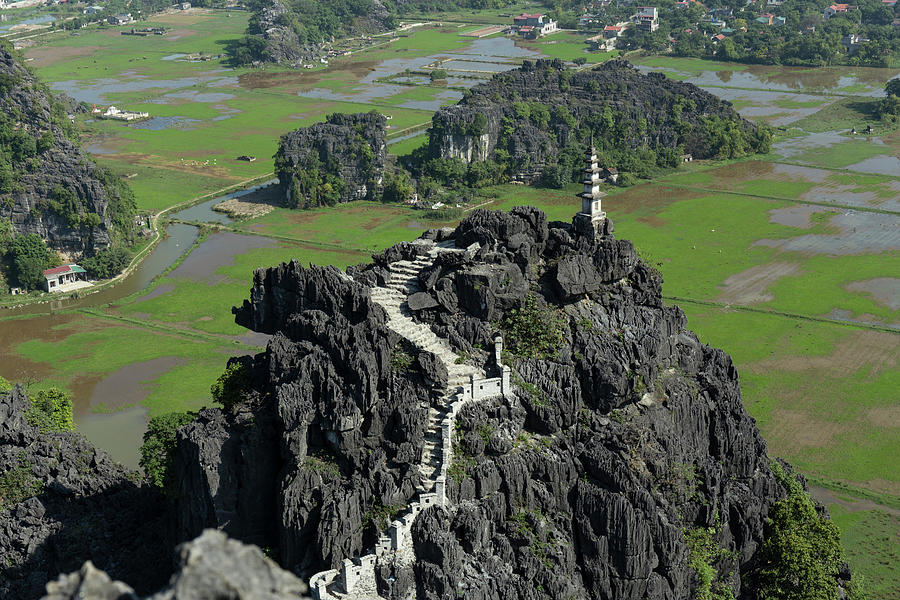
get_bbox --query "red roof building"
[42,264,87,292]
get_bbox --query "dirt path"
[809,486,900,517]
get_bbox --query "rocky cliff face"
[171,206,792,599]
[275,112,387,207]
[248,0,394,66]
[0,44,133,255]
[428,59,768,181]
[0,387,168,599]
[43,529,310,600]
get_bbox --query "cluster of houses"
[586,7,656,50]
[511,13,558,38]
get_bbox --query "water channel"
[0,184,271,467]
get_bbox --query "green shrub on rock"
[210,360,252,411]
[25,387,74,433]
[755,461,847,600]
[0,462,43,511]
[499,295,567,360]
[140,411,196,491]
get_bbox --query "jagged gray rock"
[0,387,169,599]
[42,529,310,600]
[165,204,809,599]
[0,45,133,256]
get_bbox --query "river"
[0,184,272,467]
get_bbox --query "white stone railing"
[310,254,513,600]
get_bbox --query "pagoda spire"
[576,138,606,223]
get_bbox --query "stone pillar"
[342,558,358,593]
[494,335,503,368]
[389,522,402,550]
[435,476,447,505]
[501,365,511,396]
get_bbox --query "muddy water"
[172,180,278,224]
[638,64,898,96]
[77,406,149,468]
[51,74,239,105]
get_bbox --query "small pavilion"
[43,264,89,293]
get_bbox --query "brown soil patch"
[605,184,704,221]
[717,261,802,305]
[239,61,378,90]
[115,153,238,179]
[866,405,900,428]
[846,278,900,311]
[767,408,847,453]
[25,45,99,67]
[163,28,197,40]
[750,329,900,379]
[809,485,900,516]
[212,197,275,219]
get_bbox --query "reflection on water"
[51,74,238,104]
[131,116,201,130]
[637,64,897,97]
[77,406,149,469]
[0,13,54,31]
[846,155,900,177]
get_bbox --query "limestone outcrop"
[42,529,310,600]
[0,44,134,255]
[172,206,794,599]
[428,59,770,182]
[274,112,387,207]
[0,387,169,599]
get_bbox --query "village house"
[756,12,775,25]
[43,264,88,293]
[178,1,191,8]
[634,7,659,32]
[102,105,149,121]
[107,13,134,25]
[83,5,103,14]
[824,3,857,18]
[842,33,870,54]
[512,13,558,38]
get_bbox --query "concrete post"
[435,476,447,505]
[342,558,361,593]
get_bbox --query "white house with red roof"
[512,13,558,38]
[824,3,857,18]
[43,264,90,293]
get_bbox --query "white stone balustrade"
[310,245,514,600]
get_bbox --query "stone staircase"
[312,243,509,600]
[369,251,483,490]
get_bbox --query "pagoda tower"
[575,142,606,229]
